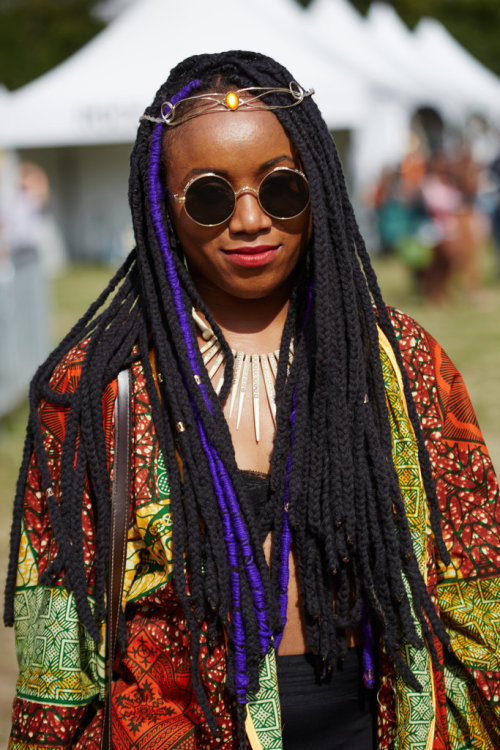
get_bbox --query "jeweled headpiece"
[140,81,314,127]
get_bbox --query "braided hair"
[5,50,450,738]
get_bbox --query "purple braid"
[188,394,272,701]
[203,433,248,699]
[147,82,272,701]
[211,449,272,651]
[361,600,375,688]
[148,79,217,414]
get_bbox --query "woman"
[5,51,499,749]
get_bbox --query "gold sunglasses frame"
[169,166,310,227]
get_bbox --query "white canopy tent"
[0,0,369,150]
[364,4,500,176]
[308,0,413,97]
[365,3,466,122]
[307,0,419,186]
[413,17,500,120]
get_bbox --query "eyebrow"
[180,154,296,184]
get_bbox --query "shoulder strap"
[101,368,132,750]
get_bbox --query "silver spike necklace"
[193,309,293,443]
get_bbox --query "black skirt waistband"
[276,649,376,749]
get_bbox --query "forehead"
[163,108,296,178]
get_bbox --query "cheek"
[169,202,220,253]
[171,217,224,279]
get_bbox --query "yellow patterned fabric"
[441,575,500,748]
[122,449,175,604]
[378,315,500,749]
[379,330,436,749]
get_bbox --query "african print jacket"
[8,309,500,749]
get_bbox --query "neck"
[193,281,293,353]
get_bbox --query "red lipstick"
[223,244,280,268]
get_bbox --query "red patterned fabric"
[392,309,499,580]
[387,309,499,749]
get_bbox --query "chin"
[225,277,292,301]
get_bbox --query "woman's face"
[163,107,311,304]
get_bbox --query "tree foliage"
[0,0,104,90]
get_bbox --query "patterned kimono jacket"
[8,309,500,749]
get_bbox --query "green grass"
[1,264,114,520]
[51,263,118,344]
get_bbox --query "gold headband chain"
[140,82,314,127]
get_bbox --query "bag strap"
[101,368,132,750]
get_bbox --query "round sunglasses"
[169,166,310,227]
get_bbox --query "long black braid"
[5,50,450,740]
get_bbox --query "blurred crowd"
[0,155,66,278]
[0,156,63,417]
[367,143,500,303]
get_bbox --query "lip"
[222,244,280,268]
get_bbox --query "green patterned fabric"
[440,575,500,748]
[379,340,436,750]
[247,649,282,750]
[14,586,104,706]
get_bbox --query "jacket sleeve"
[391,308,500,749]
[9,350,238,749]
[8,342,116,749]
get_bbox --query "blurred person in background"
[371,166,406,256]
[419,151,463,303]
[1,160,66,276]
[4,51,500,749]
[369,155,435,291]
[451,145,489,300]
[490,151,500,276]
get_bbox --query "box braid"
[5,49,451,742]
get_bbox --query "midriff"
[240,470,360,654]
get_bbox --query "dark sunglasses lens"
[259,170,309,219]
[184,176,235,225]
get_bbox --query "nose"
[228,189,272,234]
